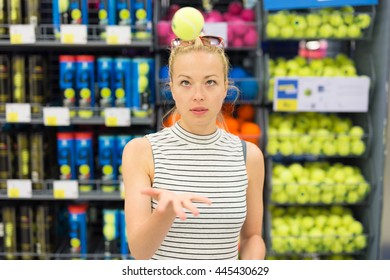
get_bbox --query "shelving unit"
[0,0,389,260]
[0,0,155,260]
[260,0,388,260]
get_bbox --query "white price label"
[9,24,36,44]
[104,108,131,127]
[106,25,131,44]
[273,77,371,112]
[43,107,71,126]
[120,181,125,199]
[7,180,32,198]
[203,22,228,47]
[60,25,87,44]
[53,180,79,199]
[5,103,31,123]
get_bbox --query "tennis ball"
[171,7,204,41]
[266,22,279,38]
[138,76,149,92]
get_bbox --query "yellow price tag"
[107,35,119,44]
[8,188,20,198]
[106,116,118,126]
[6,112,18,122]
[276,100,298,112]
[45,116,57,126]
[53,189,66,199]
[10,34,23,44]
[63,33,74,44]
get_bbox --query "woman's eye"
[206,80,216,85]
[180,80,190,86]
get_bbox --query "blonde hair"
[163,37,239,130]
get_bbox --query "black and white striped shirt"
[145,122,248,260]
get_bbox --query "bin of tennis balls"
[223,104,262,147]
[264,5,375,40]
[131,58,155,118]
[270,161,371,205]
[228,66,259,102]
[156,1,259,48]
[266,112,369,158]
[265,54,365,103]
[268,205,368,255]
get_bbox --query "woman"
[123,35,266,260]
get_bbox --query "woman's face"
[170,51,227,133]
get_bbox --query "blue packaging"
[115,135,132,181]
[68,204,88,258]
[52,0,89,39]
[75,132,94,192]
[76,55,95,118]
[131,0,153,40]
[57,132,76,180]
[98,135,118,192]
[263,0,378,10]
[114,58,132,108]
[103,209,120,258]
[98,0,117,39]
[119,210,129,258]
[59,55,77,117]
[116,0,131,26]
[97,57,115,115]
[131,58,154,118]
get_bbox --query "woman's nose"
[193,86,205,101]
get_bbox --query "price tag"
[273,77,370,112]
[203,22,228,47]
[43,107,70,126]
[9,24,36,44]
[120,181,125,199]
[5,103,31,123]
[104,108,131,127]
[60,25,87,44]
[7,180,32,198]
[106,25,131,45]
[53,180,79,199]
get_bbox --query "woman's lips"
[190,107,208,115]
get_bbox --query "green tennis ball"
[171,7,204,41]
[138,62,149,75]
[104,213,115,224]
[103,224,116,241]
[138,76,149,92]
[59,0,69,13]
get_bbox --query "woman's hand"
[141,188,212,221]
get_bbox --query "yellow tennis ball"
[171,7,204,41]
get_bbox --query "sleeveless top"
[145,122,248,260]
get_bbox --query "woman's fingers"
[181,200,199,217]
[190,195,212,206]
[172,199,187,221]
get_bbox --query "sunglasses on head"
[171,35,225,48]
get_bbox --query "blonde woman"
[123,35,266,260]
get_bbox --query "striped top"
[145,122,248,260]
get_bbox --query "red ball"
[230,19,247,37]
[157,21,171,37]
[232,37,244,47]
[243,27,258,46]
[241,9,256,22]
[228,1,243,15]
[205,10,224,22]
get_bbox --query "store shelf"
[0,179,124,201]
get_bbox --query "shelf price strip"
[53,180,79,199]
[7,179,32,198]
